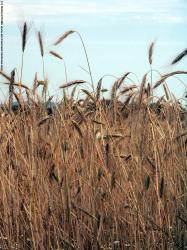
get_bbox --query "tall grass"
[0,26,187,250]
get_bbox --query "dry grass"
[0,27,187,250]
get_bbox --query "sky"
[1,0,187,101]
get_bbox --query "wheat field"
[0,22,187,249]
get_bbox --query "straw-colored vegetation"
[0,22,187,249]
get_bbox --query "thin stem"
[150,64,153,103]
[63,59,69,97]
[19,52,24,96]
[42,56,45,81]
[76,32,94,91]
[15,67,19,83]
[150,65,153,86]
[42,56,47,102]
[63,59,68,85]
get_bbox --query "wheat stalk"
[148,41,155,65]
[60,80,86,89]
[38,31,44,57]
[0,70,11,81]
[171,48,187,65]
[54,30,94,90]
[19,22,30,97]
[153,71,187,89]
[49,50,68,89]
[49,51,63,60]
[96,78,102,101]
[54,30,75,46]
[9,69,15,111]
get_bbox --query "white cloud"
[134,13,185,24]
[4,0,186,24]
[4,4,17,23]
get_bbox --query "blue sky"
[1,0,187,101]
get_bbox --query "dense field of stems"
[0,22,187,249]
